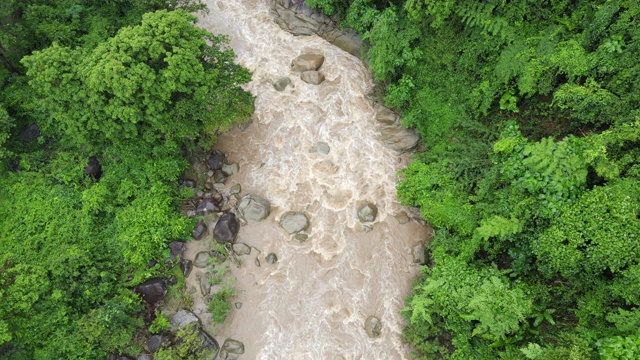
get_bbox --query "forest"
[0,1,253,358]
[1,0,639,359]
[305,0,640,358]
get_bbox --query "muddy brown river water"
[185,1,431,358]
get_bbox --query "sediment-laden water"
[187,1,431,358]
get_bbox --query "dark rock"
[84,156,102,179]
[195,330,220,360]
[364,316,382,338]
[168,241,184,262]
[192,220,207,240]
[147,259,158,268]
[237,195,271,224]
[181,260,193,277]
[207,151,226,171]
[357,203,378,223]
[135,278,167,303]
[214,212,240,244]
[273,76,291,91]
[168,276,177,285]
[196,198,219,216]
[147,334,168,353]
[183,179,197,188]
[21,124,40,142]
[238,117,254,131]
[266,253,278,264]
[301,71,325,85]
[137,354,152,360]
[291,53,324,72]
[279,212,309,234]
[235,302,242,309]
[194,251,211,268]
[213,170,227,183]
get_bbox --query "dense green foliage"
[307,0,640,358]
[0,2,253,358]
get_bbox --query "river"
[188,0,431,358]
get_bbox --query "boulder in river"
[273,76,291,91]
[266,253,278,264]
[364,316,382,338]
[357,203,378,223]
[219,338,245,360]
[214,212,240,243]
[221,163,239,176]
[301,71,325,85]
[291,53,324,72]
[207,151,226,171]
[237,194,271,224]
[279,211,309,234]
[135,278,167,303]
[380,125,419,153]
[309,141,330,155]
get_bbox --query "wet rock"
[194,251,211,268]
[233,243,251,256]
[395,211,410,224]
[213,170,227,183]
[238,117,254,131]
[167,241,184,263]
[200,272,213,296]
[357,203,378,223]
[291,53,324,72]
[380,125,419,153]
[214,212,240,244]
[183,179,197,188]
[266,253,278,264]
[229,184,241,195]
[84,156,102,179]
[170,309,200,332]
[293,233,308,242]
[181,260,193,277]
[207,151,226,171]
[364,316,382,338]
[270,0,363,57]
[21,124,40,142]
[135,278,167,303]
[309,141,330,155]
[222,163,239,176]
[219,338,245,360]
[301,70,325,85]
[412,244,426,265]
[376,107,399,125]
[235,302,242,309]
[237,195,271,224]
[147,334,168,353]
[196,198,219,216]
[279,212,309,234]
[192,220,207,240]
[273,76,291,91]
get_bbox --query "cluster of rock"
[273,51,326,92]
[269,0,362,57]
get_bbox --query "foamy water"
[188,1,431,358]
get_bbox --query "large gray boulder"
[301,71,325,85]
[380,125,420,153]
[214,212,240,243]
[279,212,309,234]
[170,309,200,332]
[273,76,291,91]
[365,316,382,338]
[207,151,226,170]
[219,338,245,360]
[237,195,271,224]
[135,278,167,303]
[270,0,363,57]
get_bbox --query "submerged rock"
[279,212,309,234]
[357,203,378,223]
[266,253,278,264]
[309,141,330,155]
[364,316,382,338]
[273,76,291,91]
[301,70,325,85]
